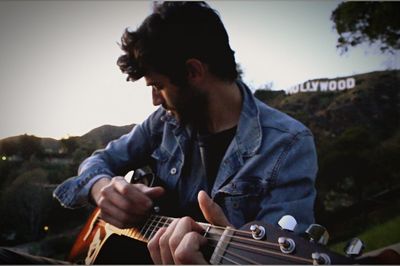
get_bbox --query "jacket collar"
[160,80,263,194]
[234,80,262,157]
[211,81,263,196]
[161,81,262,157]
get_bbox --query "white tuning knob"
[278,215,297,231]
[345,238,364,257]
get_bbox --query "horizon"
[1,1,398,140]
[1,68,396,142]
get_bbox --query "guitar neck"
[103,214,212,243]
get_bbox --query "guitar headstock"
[209,216,356,264]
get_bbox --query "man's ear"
[186,58,206,84]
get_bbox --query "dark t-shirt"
[198,126,237,186]
[175,126,237,221]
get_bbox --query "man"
[54,1,318,264]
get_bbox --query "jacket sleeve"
[53,109,164,209]
[256,130,318,234]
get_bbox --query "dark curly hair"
[117,1,238,87]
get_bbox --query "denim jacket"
[53,81,317,233]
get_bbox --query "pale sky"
[0,1,398,140]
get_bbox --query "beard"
[169,85,208,129]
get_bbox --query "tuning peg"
[305,224,329,245]
[278,237,296,254]
[345,238,365,257]
[250,224,266,240]
[312,252,331,265]
[278,215,297,231]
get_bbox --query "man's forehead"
[144,72,167,86]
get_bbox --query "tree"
[60,137,79,155]
[0,168,51,242]
[331,2,400,54]
[19,134,43,159]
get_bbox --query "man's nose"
[152,88,164,106]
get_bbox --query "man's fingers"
[112,177,153,209]
[174,232,208,264]
[136,184,165,199]
[198,190,231,227]
[98,200,137,228]
[159,219,178,264]
[147,217,209,264]
[100,212,125,229]
[147,226,167,265]
[101,185,147,215]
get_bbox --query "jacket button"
[170,168,177,175]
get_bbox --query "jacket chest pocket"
[216,179,267,228]
[151,147,182,190]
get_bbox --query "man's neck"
[204,80,242,134]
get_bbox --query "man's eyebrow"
[146,81,160,86]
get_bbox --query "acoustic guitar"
[67,170,362,264]
[68,207,357,264]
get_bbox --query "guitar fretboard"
[104,214,209,243]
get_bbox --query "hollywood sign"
[287,77,356,94]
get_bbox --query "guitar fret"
[143,216,156,242]
[203,225,211,237]
[149,215,162,240]
[166,217,174,226]
[139,216,153,241]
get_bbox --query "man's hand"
[91,176,165,228]
[147,190,231,264]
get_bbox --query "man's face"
[144,72,207,126]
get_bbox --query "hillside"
[79,124,135,148]
[256,70,399,140]
[255,69,400,244]
[0,124,135,155]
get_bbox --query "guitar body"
[69,170,166,264]
[68,208,153,264]
[91,235,152,264]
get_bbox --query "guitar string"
[100,217,314,264]
[148,214,256,237]
[151,224,311,264]
[139,215,152,238]
[96,220,243,265]
[205,235,312,264]
[141,216,307,260]
[98,219,313,264]
[147,214,297,251]
[216,253,240,265]
[206,239,260,265]
[206,238,308,265]
[144,222,279,249]
[149,215,165,240]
